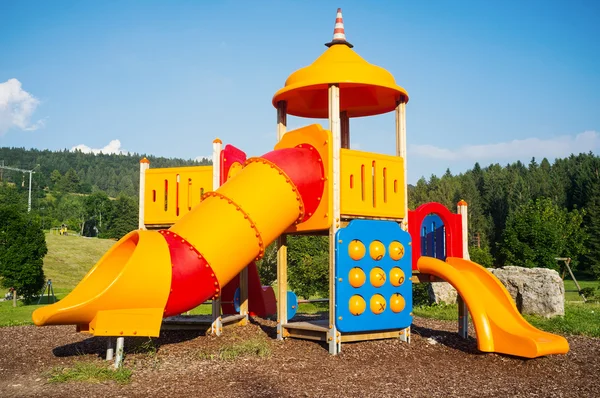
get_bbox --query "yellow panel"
[340,149,405,219]
[144,166,213,225]
[274,124,333,233]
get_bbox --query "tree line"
[256,152,600,298]
[1,146,598,301]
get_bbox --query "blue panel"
[335,220,413,333]
[435,225,446,260]
[422,214,445,260]
[287,291,298,319]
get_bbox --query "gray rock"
[427,282,458,305]
[489,266,564,318]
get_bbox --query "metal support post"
[114,337,125,369]
[458,295,469,338]
[106,338,114,361]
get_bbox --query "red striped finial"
[325,8,353,48]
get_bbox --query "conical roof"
[272,9,408,119]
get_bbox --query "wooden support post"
[239,267,249,325]
[276,101,288,341]
[457,201,470,260]
[395,101,408,231]
[106,338,114,361]
[138,158,150,230]
[276,235,288,340]
[340,111,349,149]
[12,289,16,308]
[211,299,222,336]
[210,137,224,336]
[458,295,469,339]
[277,100,287,142]
[556,257,586,302]
[114,337,125,369]
[328,84,342,355]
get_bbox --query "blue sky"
[1,0,598,183]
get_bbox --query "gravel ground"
[0,316,598,398]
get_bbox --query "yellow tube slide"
[33,126,326,336]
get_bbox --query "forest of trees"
[408,153,599,278]
[257,152,600,297]
[0,147,210,238]
[1,147,599,299]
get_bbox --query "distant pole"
[0,164,37,212]
[28,170,32,212]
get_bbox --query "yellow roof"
[272,44,409,119]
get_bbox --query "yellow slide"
[33,125,330,337]
[417,256,569,358]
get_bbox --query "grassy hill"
[43,232,117,293]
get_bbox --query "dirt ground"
[0,315,598,398]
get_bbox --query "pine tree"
[583,183,600,278]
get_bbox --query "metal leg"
[328,326,340,355]
[400,326,411,343]
[106,338,114,361]
[114,337,125,369]
[458,295,469,339]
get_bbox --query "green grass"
[526,302,600,337]
[43,232,116,291]
[0,296,67,327]
[413,303,458,321]
[297,301,328,314]
[197,337,271,361]
[414,302,600,338]
[563,279,600,301]
[47,361,131,384]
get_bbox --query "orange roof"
[139,157,150,164]
[457,199,468,206]
[272,43,408,119]
[213,138,222,144]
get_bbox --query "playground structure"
[32,9,569,359]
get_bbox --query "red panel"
[220,145,247,186]
[408,202,463,270]
[160,231,220,317]
[261,145,324,221]
[220,262,276,318]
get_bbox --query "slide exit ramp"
[417,256,569,358]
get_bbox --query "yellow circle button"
[389,241,405,261]
[349,267,366,288]
[348,239,366,261]
[390,293,406,313]
[349,295,366,316]
[389,267,405,287]
[370,294,386,314]
[369,240,386,260]
[370,267,386,288]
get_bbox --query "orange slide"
[417,256,569,358]
[32,125,329,337]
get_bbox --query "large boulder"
[489,266,564,318]
[427,282,458,305]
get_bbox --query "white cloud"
[409,131,600,161]
[351,142,362,150]
[0,78,44,135]
[71,139,129,155]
